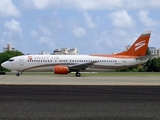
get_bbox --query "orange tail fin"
[116,30,151,56]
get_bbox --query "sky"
[0,0,160,54]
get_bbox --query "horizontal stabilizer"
[135,55,155,60]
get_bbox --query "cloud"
[3,31,12,37]
[138,10,160,27]
[125,0,160,9]
[39,25,51,36]
[90,29,136,54]
[39,36,56,50]
[39,36,52,44]
[22,0,122,10]
[21,0,59,9]
[0,0,20,17]
[83,12,97,28]
[21,0,160,10]
[30,30,38,37]
[31,0,53,9]
[0,39,5,46]
[73,27,86,37]
[109,10,135,28]
[4,19,22,32]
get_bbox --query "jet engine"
[54,66,69,74]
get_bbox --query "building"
[3,44,15,52]
[157,49,160,58]
[125,45,130,51]
[39,51,50,55]
[53,48,79,55]
[149,47,160,58]
[69,48,79,55]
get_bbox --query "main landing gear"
[16,73,20,77]
[16,72,22,77]
[75,72,81,77]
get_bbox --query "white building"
[39,51,50,55]
[149,47,160,58]
[3,44,15,52]
[53,48,79,55]
[69,48,79,55]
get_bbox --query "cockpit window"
[8,59,14,62]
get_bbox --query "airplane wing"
[135,55,155,60]
[69,61,97,71]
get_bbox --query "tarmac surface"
[0,75,160,119]
[0,75,160,85]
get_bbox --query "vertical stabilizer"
[116,30,151,56]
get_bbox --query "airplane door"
[122,59,126,66]
[67,59,71,63]
[67,59,72,64]
[19,58,24,65]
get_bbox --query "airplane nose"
[1,62,5,68]
[1,62,7,69]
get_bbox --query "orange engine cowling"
[54,66,69,74]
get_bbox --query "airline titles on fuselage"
[28,56,60,61]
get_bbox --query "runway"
[0,75,160,119]
[0,75,160,85]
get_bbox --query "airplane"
[1,30,152,77]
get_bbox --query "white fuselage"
[2,55,147,72]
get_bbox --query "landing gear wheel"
[75,72,81,77]
[16,73,20,77]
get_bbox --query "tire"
[76,72,81,77]
[16,73,20,77]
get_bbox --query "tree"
[144,57,160,72]
[0,50,24,71]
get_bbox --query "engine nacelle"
[54,66,69,74]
